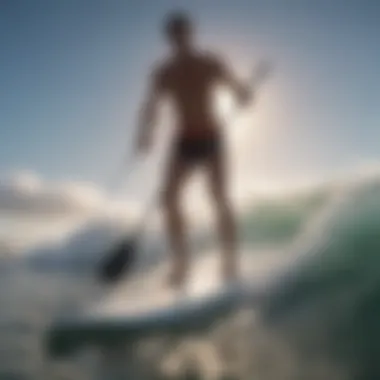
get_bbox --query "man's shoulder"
[150,50,225,79]
[197,49,223,63]
[151,58,172,80]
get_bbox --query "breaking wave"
[1,170,380,379]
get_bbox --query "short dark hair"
[163,11,192,38]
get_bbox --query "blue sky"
[1,0,379,189]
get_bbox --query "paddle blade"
[98,237,137,283]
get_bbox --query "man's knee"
[161,187,180,214]
[210,188,233,217]
[210,184,226,206]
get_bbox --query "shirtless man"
[136,11,252,288]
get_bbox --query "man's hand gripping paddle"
[97,60,274,285]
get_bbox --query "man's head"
[163,11,194,52]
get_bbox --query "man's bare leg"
[216,198,238,282]
[162,160,191,289]
[165,198,188,288]
[207,152,239,283]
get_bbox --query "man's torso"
[156,50,224,139]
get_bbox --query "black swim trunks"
[173,131,222,165]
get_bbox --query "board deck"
[47,286,248,357]
[47,282,247,358]
[45,252,273,359]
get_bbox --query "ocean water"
[1,173,380,380]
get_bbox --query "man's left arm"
[213,56,253,107]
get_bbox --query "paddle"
[97,60,274,285]
[97,193,155,283]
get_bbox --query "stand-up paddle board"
[45,254,255,359]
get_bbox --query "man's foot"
[222,262,239,285]
[167,268,187,291]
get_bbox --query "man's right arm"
[136,67,165,154]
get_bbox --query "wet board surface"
[46,285,246,358]
[45,251,282,358]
